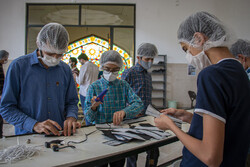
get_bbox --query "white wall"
[0,0,250,107]
[1,0,250,62]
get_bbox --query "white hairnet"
[230,39,250,58]
[0,50,9,59]
[100,50,123,70]
[36,23,69,54]
[137,43,158,58]
[177,11,231,50]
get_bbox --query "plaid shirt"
[121,63,152,114]
[0,64,5,95]
[84,77,144,124]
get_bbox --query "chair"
[188,91,196,109]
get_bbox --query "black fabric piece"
[123,131,152,140]
[101,130,130,142]
[139,123,154,127]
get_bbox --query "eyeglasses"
[44,51,63,59]
[103,67,120,72]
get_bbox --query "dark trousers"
[127,148,159,167]
[80,94,91,126]
[97,158,125,167]
[0,115,3,138]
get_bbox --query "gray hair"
[0,50,9,60]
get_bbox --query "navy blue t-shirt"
[181,59,250,167]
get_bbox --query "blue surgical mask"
[140,59,152,70]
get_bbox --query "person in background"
[69,57,79,88]
[230,39,250,167]
[0,23,80,136]
[0,50,9,138]
[74,53,99,126]
[69,57,79,78]
[230,39,250,80]
[154,11,250,167]
[122,43,159,167]
[85,50,144,167]
[98,71,103,79]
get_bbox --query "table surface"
[0,116,190,167]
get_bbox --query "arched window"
[62,35,132,79]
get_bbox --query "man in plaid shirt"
[122,43,159,167]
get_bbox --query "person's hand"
[136,113,144,118]
[160,108,193,123]
[154,114,175,130]
[113,110,126,125]
[63,117,81,136]
[90,96,102,111]
[33,119,62,136]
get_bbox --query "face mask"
[103,70,119,82]
[40,52,61,67]
[186,50,212,70]
[140,59,152,70]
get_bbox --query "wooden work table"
[0,116,190,167]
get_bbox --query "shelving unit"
[150,55,167,109]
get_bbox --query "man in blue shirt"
[122,43,159,167]
[230,39,250,166]
[85,50,144,167]
[230,39,250,80]
[0,23,79,136]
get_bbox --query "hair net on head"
[177,11,231,50]
[100,50,123,70]
[36,23,69,54]
[137,43,158,58]
[230,39,250,58]
[0,50,9,59]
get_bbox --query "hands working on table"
[33,117,81,136]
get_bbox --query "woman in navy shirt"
[155,11,250,167]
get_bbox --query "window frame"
[25,3,136,64]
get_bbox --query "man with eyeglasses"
[0,23,80,136]
[84,50,144,167]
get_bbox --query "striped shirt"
[84,77,144,124]
[121,63,152,114]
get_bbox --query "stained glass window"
[62,35,132,79]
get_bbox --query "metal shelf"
[152,97,165,99]
[152,89,165,91]
[151,55,167,108]
[151,71,165,74]
[152,64,165,67]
